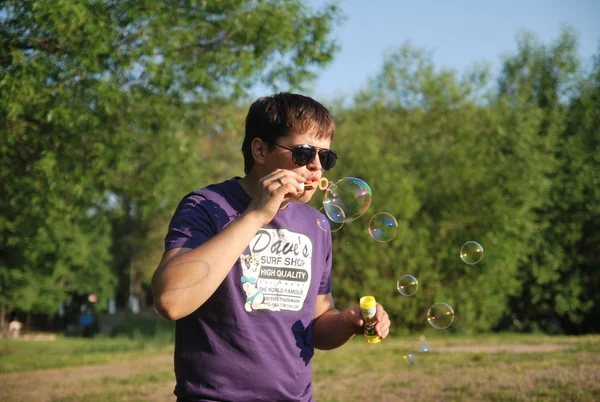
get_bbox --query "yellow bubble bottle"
[359,295,382,344]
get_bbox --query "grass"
[0,336,173,373]
[0,313,175,373]
[0,331,598,402]
[88,370,174,386]
[310,334,600,402]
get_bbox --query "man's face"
[264,132,334,204]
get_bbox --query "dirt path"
[0,354,175,402]
[433,343,572,353]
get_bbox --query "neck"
[238,171,260,196]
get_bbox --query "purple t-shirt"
[165,177,333,402]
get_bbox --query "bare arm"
[152,169,306,321]
[311,294,360,350]
[152,211,265,320]
[311,293,391,350]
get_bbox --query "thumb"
[349,306,364,327]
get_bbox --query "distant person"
[8,319,22,339]
[152,92,391,401]
[78,304,96,337]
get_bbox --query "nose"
[306,152,323,172]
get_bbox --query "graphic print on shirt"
[240,254,280,312]
[240,228,312,312]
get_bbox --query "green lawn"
[0,336,172,373]
[1,333,599,402]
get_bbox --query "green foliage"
[322,29,599,334]
[327,42,546,333]
[1,0,340,315]
[498,30,600,333]
[1,2,597,336]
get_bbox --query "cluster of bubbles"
[318,177,399,242]
[312,176,486,367]
[397,241,484,366]
[403,335,431,367]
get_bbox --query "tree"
[498,29,599,333]
[0,0,341,324]
[322,34,587,333]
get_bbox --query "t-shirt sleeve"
[318,224,333,295]
[165,193,217,251]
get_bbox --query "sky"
[297,0,600,100]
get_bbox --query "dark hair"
[242,92,335,174]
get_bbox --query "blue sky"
[300,0,600,100]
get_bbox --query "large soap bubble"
[323,177,372,223]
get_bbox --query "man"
[152,92,391,402]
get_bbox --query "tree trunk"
[0,304,6,336]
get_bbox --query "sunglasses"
[275,143,338,171]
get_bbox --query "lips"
[304,177,319,190]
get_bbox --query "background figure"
[8,319,22,339]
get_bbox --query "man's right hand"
[244,169,306,225]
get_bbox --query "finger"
[377,326,390,340]
[346,306,363,328]
[275,183,304,199]
[375,319,391,335]
[375,303,388,321]
[275,176,305,194]
[353,312,364,327]
[260,169,283,185]
[278,170,307,185]
[375,325,390,339]
[265,172,305,192]
[375,312,389,325]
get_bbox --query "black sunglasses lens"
[319,150,337,170]
[292,146,316,166]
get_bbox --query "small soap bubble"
[403,354,417,367]
[397,274,418,296]
[368,212,398,242]
[418,342,430,353]
[323,203,345,223]
[427,302,455,329]
[317,206,344,232]
[323,177,372,223]
[460,241,484,264]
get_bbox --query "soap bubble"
[417,335,430,352]
[317,206,344,232]
[427,302,455,329]
[322,203,345,223]
[323,177,372,223]
[460,241,484,264]
[397,274,418,296]
[368,212,398,242]
[417,335,431,353]
[403,354,417,366]
[418,341,430,353]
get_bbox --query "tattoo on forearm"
[163,260,211,292]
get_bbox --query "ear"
[251,138,267,166]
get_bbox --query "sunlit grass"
[1,333,598,402]
[0,336,173,373]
